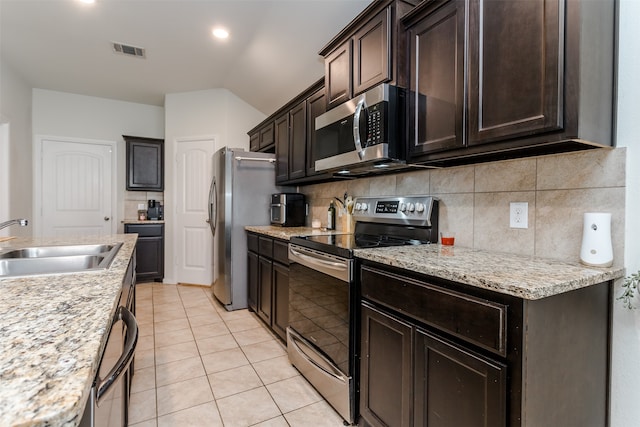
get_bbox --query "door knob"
[104,216,110,221]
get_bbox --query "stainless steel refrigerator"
[208,147,285,311]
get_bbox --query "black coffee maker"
[147,200,163,220]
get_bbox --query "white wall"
[163,88,265,284]
[0,61,33,237]
[32,89,164,232]
[611,1,640,425]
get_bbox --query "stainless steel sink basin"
[0,243,123,278]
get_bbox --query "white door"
[175,137,216,285]
[40,138,114,237]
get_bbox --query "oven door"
[287,243,354,423]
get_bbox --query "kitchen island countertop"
[355,244,625,300]
[0,234,137,427]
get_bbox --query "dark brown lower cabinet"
[124,223,164,282]
[247,232,289,341]
[358,261,610,427]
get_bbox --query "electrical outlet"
[138,203,146,210]
[510,202,528,229]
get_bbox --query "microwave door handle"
[353,96,367,160]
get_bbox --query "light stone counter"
[245,225,346,240]
[0,234,138,427]
[354,244,625,300]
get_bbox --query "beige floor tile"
[252,355,299,385]
[267,376,323,413]
[138,322,154,338]
[252,416,290,427]
[136,334,155,352]
[128,388,157,424]
[196,333,239,355]
[284,400,345,427]
[157,402,223,427]
[156,376,214,416]
[191,322,230,341]
[155,340,200,365]
[181,296,214,309]
[185,305,219,318]
[232,326,274,346]
[241,339,287,363]
[154,317,191,334]
[217,308,254,322]
[131,365,156,393]
[216,387,281,427]
[155,356,206,387]
[154,327,194,348]
[130,418,157,427]
[135,311,154,325]
[201,347,250,374]
[189,313,224,327]
[153,308,188,323]
[225,315,262,332]
[207,365,263,399]
[134,348,155,370]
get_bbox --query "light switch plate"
[510,202,528,229]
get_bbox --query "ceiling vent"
[112,42,146,58]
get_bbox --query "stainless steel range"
[287,195,439,424]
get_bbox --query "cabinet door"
[325,40,353,110]
[467,0,562,145]
[259,122,275,150]
[247,251,259,312]
[135,236,164,282]
[360,303,412,427]
[272,262,289,341]
[414,329,507,427]
[306,87,327,176]
[249,131,260,152]
[125,137,164,191]
[274,113,290,184]
[257,256,273,325]
[288,100,307,180]
[408,0,465,157]
[353,7,391,95]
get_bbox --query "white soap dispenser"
[580,212,613,267]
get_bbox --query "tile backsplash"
[124,191,164,219]
[301,148,626,266]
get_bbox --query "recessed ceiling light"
[78,0,95,4]
[212,28,229,39]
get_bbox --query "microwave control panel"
[365,102,387,145]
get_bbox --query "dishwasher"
[80,258,138,427]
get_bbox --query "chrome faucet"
[0,219,28,231]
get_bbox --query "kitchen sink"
[0,243,123,278]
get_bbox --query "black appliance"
[287,195,439,424]
[147,200,163,220]
[314,83,406,176]
[270,193,306,227]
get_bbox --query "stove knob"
[399,203,407,212]
[416,203,425,213]
[355,203,362,211]
[408,203,415,212]
[361,203,369,211]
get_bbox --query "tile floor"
[129,282,346,427]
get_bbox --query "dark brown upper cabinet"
[248,121,275,153]
[403,0,616,166]
[319,0,418,110]
[124,135,164,191]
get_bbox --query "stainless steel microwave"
[314,83,406,175]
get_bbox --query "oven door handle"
[289,246,347,271]
[288,328,347,383]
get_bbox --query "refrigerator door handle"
[207,177,217,236]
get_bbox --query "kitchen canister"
[580,212,613,267]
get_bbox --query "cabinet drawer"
[247,233,259,253]
[273,240,289,265]
[125,223,164,237]
[258,237,273,258]
[361,265,507,356]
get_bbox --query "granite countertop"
[354,244,625,300]
[245,225,346,240]
[0,234,138,427]
[122,219,165,224]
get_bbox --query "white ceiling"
[0,0,371,115]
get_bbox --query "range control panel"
[352,195,439,227]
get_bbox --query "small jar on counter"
[138,210,147,221]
